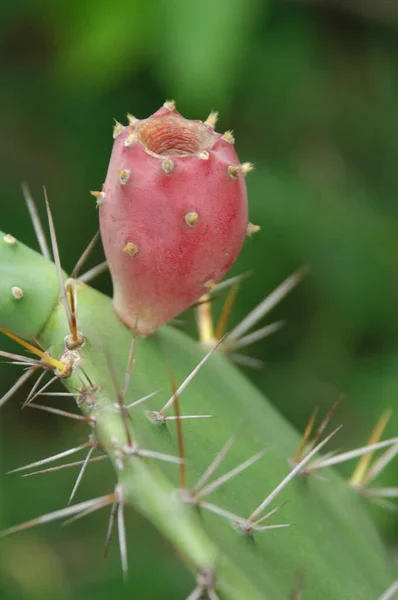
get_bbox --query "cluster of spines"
[1,181,397,598]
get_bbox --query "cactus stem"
[78,260,109,284]
[164,99,176,110]
[90,191,106,207]
[126,113,137,126]
[246,222,261,237]
[0,367,36,408]
[21,182,52,259]
[27,402,96,424]
[7,439,97,474]
[122,242,139,257]
[0,493,117,538]
[162,157,175,174]
[205,111,218,129]
[21,455,108,478]
[124,132,138,147]
[113,120,125,139]
[3,233,16,245]
[350,410,392,487]
[222,131,235,144]
[185,212,199,227]
[378,578,398,600]
[11,286,24,299]
[118,169,131,185]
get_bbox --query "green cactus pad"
[0,233,60,339]
[0,232,395,599]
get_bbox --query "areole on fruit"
[98,102,250,335]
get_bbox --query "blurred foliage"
[1,0,398,597]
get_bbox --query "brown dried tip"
[113,121,125,139]
[119,169,131,185]
[162,158,175,174]
[205,110,218,129]
[123,242,139,257]
[185,212,199,227]
[246,222,261,237]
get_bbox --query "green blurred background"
[1,0,398,597]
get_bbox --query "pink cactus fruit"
[96,101,252,336]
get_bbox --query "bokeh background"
[1,0,398,598]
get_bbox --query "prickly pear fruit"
[98,102,250,335]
